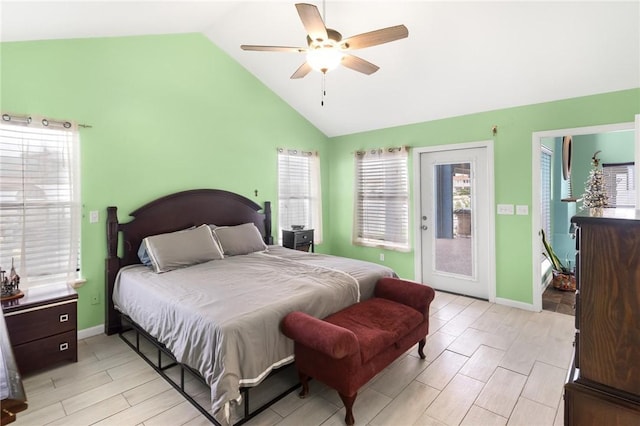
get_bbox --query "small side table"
[2,285,78,375]
[282,229,314,253]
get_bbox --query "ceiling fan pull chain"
[321,73,326,106]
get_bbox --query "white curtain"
[277,148,323,244]
[0,116,81,288]
[353,146,409,251]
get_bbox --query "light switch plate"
[516,205,529,215]
[497,204,514,215]
[89,210,99,223]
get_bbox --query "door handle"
[421,225,428,230]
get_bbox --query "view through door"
[419,147,490,300]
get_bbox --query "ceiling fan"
[240,2,408,79]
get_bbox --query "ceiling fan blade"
[295,3,328,42]
[341,25,408,50]
[342,54,379,75]
[241,45,306,53]
[291,62,313,79]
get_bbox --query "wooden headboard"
[105,189,272,335]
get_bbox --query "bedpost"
[105,207,122,335]
[264,201,273,245]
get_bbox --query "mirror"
[562,136,572,180]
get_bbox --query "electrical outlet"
[516,205,529,215]
[91,293,99,305]
[89,210,99,223]
[379,253,385,261]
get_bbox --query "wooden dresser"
[1,285,78,375]
[565,208,640,425]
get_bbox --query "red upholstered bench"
[281,277,435,425]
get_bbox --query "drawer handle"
[59,342,69,351]
[59,314,69,322]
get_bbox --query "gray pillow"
[213,223,267,256]
[142,224,224,273]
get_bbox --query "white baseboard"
[78,324,104,340]
[495,297,538,312]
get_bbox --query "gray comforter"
[113,246,394,419]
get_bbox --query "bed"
[105,189,395,425]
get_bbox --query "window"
[0,116,81,288]
[354,147,409,251]
[277,148,322,244]
[603,162,636,207]
[540,146,552,254]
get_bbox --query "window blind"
[354,147,409,251]
[603,162,636,208]
[540,147,552,250]
[277,149,323,244]
[0,119,80,287]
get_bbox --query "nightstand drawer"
[295,229,314,242]
[5,301,77,345]
[12,329,77,374]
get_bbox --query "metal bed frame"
[118,315,300,425]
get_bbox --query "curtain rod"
[277,148,316,156]
[355,145,409,156]
[2,113,92,129]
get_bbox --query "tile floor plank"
[422,374,485,426]
[415,350,468,390]
[521,361,568,408]
[47,394,131,426]
[507,397,557,426]
[370,381,440,426]
[474,367,528,418]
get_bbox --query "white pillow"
[142,224,224,273]
[213,223,267,256]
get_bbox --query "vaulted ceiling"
[2,1,638,137]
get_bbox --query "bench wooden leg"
[339,392,357,426]
[298,372,310,399]
[418,338,426,359]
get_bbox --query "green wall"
[1,32,639,330]
[328,89,639,304]
[0,34,330,330]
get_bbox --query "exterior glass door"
[420,147,489,299]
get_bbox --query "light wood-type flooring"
[13,291,574,426]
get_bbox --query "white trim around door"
[413,140,496,303]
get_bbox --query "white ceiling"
[1,1,639,137]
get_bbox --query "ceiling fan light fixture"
[306,47,343,74]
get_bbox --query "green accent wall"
[328,90,639,304]
[1,32,639,331]
[0,34,330,330]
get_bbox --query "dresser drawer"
[565,381,640,426]
[4,301,77,345]
[12,329,77,375]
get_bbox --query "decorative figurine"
[1,258,23,301]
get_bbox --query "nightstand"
[1,285,78,375]
[282,229,314,252]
